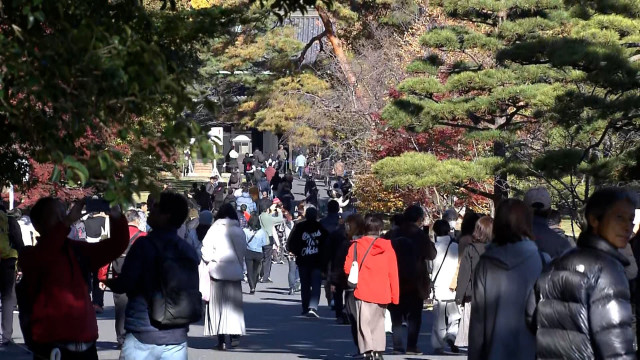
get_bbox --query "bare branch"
[297,30,327,67]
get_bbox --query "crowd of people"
[0,175,639,360]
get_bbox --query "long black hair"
[214,203,239,222]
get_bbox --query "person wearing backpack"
[344,215,399,360]
[384,205,437,355]
[0,204,24,346]
[98,210,147,348]
[105,192,201,360]
[17,197,128,359]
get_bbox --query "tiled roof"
[285,11,324,64]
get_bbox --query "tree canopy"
[376,0,640,211]
[0,0,326,204]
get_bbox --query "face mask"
[449,221,456,230]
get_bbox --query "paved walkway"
[1,262,466,360]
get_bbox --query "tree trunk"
[493,141,509,205]
[316,6,368,110]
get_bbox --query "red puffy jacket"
[344,236,399,305]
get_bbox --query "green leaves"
[373,152,501,189]
[397,77,445,96]
[420,27,502,51]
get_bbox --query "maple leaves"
[370,114,467,161]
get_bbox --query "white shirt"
[432,235,459,301]
[295,155,307,167]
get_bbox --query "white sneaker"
[306,309,320,318]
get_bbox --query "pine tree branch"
[437,121,486,130]
[459,183,495,200]
[297,30,327,67]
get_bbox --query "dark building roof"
[285,10,324,64]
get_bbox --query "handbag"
[347,238,379,289]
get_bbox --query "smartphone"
[86,198,110,213]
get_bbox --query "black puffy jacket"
[536,234,635,360]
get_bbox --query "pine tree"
[376,0,640,209]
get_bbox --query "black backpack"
[148,237,202,327]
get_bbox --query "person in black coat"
[329,214,365,353]
[384,205,437,355]
[535,188,638,360]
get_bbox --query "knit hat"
[199,210,213,226]
[272,197,282,205]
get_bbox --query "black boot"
[363,351,374,360]
[230,335,240,348]
[373,351,385,360]
[217,335,227,351]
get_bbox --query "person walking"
[106,192,201,360]
[97,210,147,348]
[236,185,257,213]
[201,204,247,351]
[330,214,365,353]
[535,188,637,359]
[287,207,329,318]
[430,220,460,353]
[243,215,269,294]
[18,197,128,359]
[468,199,545,360]
[228,169,241,190]
[321,200,342,309]
[344,215,399,360]
[295,152,307,179]
[280,210,300,295]
[275,145,286,173]
[258,203,284,283]
[385,205,437,355]
[454,216,492,349]
[524,187,572,259]
[0,204,24,346]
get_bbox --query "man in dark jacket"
[320,200,342,309]
[384,205,437,355]
[287,207,329,318]
[524,187,572,259]
[106,192,198,359]
[320,200,341,235]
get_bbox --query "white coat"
[202,218,247,281]
[432,235,459,301]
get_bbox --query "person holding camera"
[17,197,128,360]
[258,200,285,283]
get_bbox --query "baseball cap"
[272,198,282,205]
[524,187,552,211]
